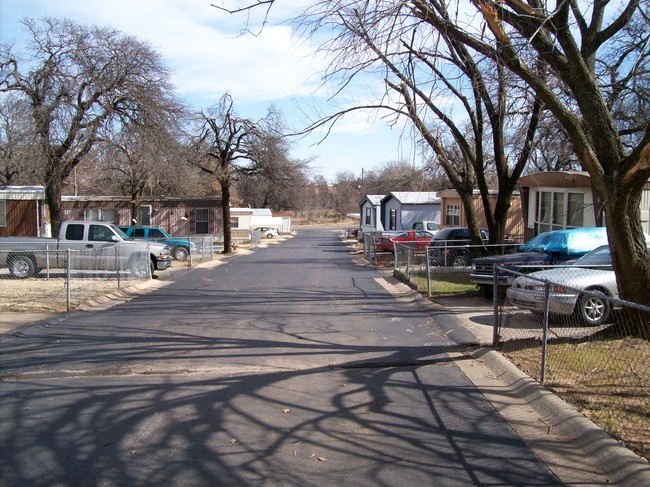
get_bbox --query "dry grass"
[0,277,132,312]
[505,338,650,461]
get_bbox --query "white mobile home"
[359,194,385,236]
[380,192,440,231]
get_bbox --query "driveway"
[0,227,634,486]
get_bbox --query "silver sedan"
[506,245,619,326]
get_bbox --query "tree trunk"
[459,190,483,245]
[221,178,233,254]
[605,183,650,327]
[45,173,64,238]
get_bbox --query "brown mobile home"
[61,195,223,236]
[437,189,525,241]
[0,186,48,237]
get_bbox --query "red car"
[374,230,436,252]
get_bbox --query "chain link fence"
[362,232,385,265]
[187,236,215,264]
[366,235,650,460]
[1,238,215,313]
[493,265,650,460]
[393,241,519,297]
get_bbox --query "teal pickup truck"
[119,226,193,261]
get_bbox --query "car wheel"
[266,233,274,239]
[451,254,468,268]
[480,285,493,299]
[172,246,189,261]
[576,291,611,326]
[9,255,37,279]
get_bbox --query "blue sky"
[0,0,414,181]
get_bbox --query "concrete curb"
[473,348,650,486]
[377,266,650,485]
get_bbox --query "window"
[230,217,239,228]
[0,200,6,227]
[84,208,116,223]
[365,207,372,225]
[148,228,165,238]
[567,193,584,227]
[195,208,209,234]
[65,224,85,241]
[88,224,115,242]
[133,228,145,238]
[101,209,116,223]
[85,209,100,221]
[536,191,585,234]
[389,208,397,230]
[445,204,460,226]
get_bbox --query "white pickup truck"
[0,221,173,278]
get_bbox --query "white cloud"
[0,0,409,180]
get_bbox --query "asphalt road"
[1,227,564,486]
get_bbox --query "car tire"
[451,254,468,268]
[9,255,37,279]
[576,290,611,326]
[480,285,493,299]
[172,246,189,261]
[266,233,274,239]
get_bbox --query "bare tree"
[236,107,311,210]
[362,160,437,195]
[0,93,40,185]
[296,2,543,244]
[190,94,257,254]
[217,0,650,309]
[400,0,650,312]
[0,18,178,234]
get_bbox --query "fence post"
[492,265,499,346]
[46,243,50,280]
[66,249,71,312]
[406,245,411,277]
[426,247,432,298]
[540,282,551,383]
[116,246,121,289]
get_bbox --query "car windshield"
[574,245,613,265]
[432,228,455,240]
[111,224,130,240]
[574,245,650,266]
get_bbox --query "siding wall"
[61,198,223,236]
[439,194,525,240]
[0,200,40,237]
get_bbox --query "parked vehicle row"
[0,221,173,278]
[470,227,610,293]
[369,224,634,326]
